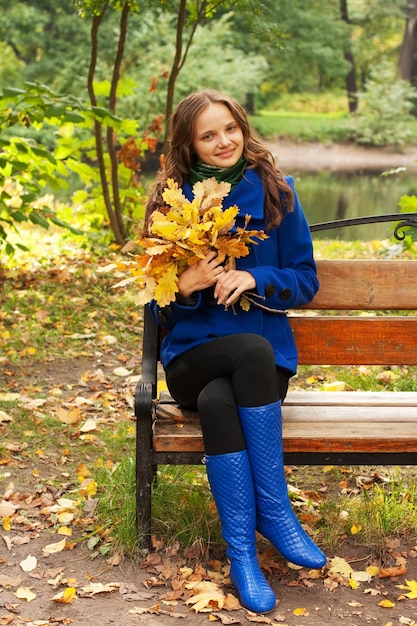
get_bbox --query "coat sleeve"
[148,292,202,329]
[247,177,319,310]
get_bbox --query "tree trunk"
[163,0,208,151]
[164,0,187,151]
[340,0,358,113]
[87,8,125,246]
[106,2,130,243]
[399,0,417,87]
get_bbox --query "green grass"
[250,110,351,143]
[318,469,417,554]
[248,90,417,143]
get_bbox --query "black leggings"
[165,333,290,455]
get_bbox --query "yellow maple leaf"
[396,579,417,599]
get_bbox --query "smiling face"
[192,102,244,168]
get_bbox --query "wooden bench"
[135,214,417,545]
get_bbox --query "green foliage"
[348,62,417,146]
[248,0,352,100]
[348,0,406,90]
[0,81,148,254]
[398,193,417,243]
[115,10,268,123]
[0,0,92,94]
[0,84,83,254]
[74,0,140,16]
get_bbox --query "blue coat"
[149,169,318,375]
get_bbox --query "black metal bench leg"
[135,381,154,549]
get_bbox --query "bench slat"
[153,392,417,454]
[310,260,417,310]
[284,390,417,407]
[290,316,417,365]
[158,389,417,408]
[153,420,417,454]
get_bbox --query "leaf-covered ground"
[1,224,417,625]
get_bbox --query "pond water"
[293,170,417,240]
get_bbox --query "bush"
[349,61,417,147]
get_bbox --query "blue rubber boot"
[238,401,326,569]
[205,450,276,613]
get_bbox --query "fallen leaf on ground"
[51,586,78,603]
[211,613,242,624]
[42,538,67,556]
[293,607,309,616]
[0,499,17,517]
[397,579,417,599]
[15,586,36,602]
[0,409,13,423]
[20,555,37,572]
[328,556,354,578]
[80,418,98,432]
[0,574,22,588]
[55,406,82,425]
[79,582,120,596]
[186,590,225,612]
[379,565,407,578]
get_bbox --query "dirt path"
[266,140,417,173]
[2,356,417,625]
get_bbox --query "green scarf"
[189,155,248,189]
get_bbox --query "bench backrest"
[141,258,417,380]
[292,259,417,365]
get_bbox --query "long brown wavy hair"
[144,89,294,232]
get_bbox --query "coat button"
[265,284,276,297]
[158,311,167,323]
[279,288,292,301]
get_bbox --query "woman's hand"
[178,251,225,298]
[214,269,256,306]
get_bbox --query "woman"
[144,89,326,614]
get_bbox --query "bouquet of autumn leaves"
[114,177,268,308]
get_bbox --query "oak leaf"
[114,177,267,307]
